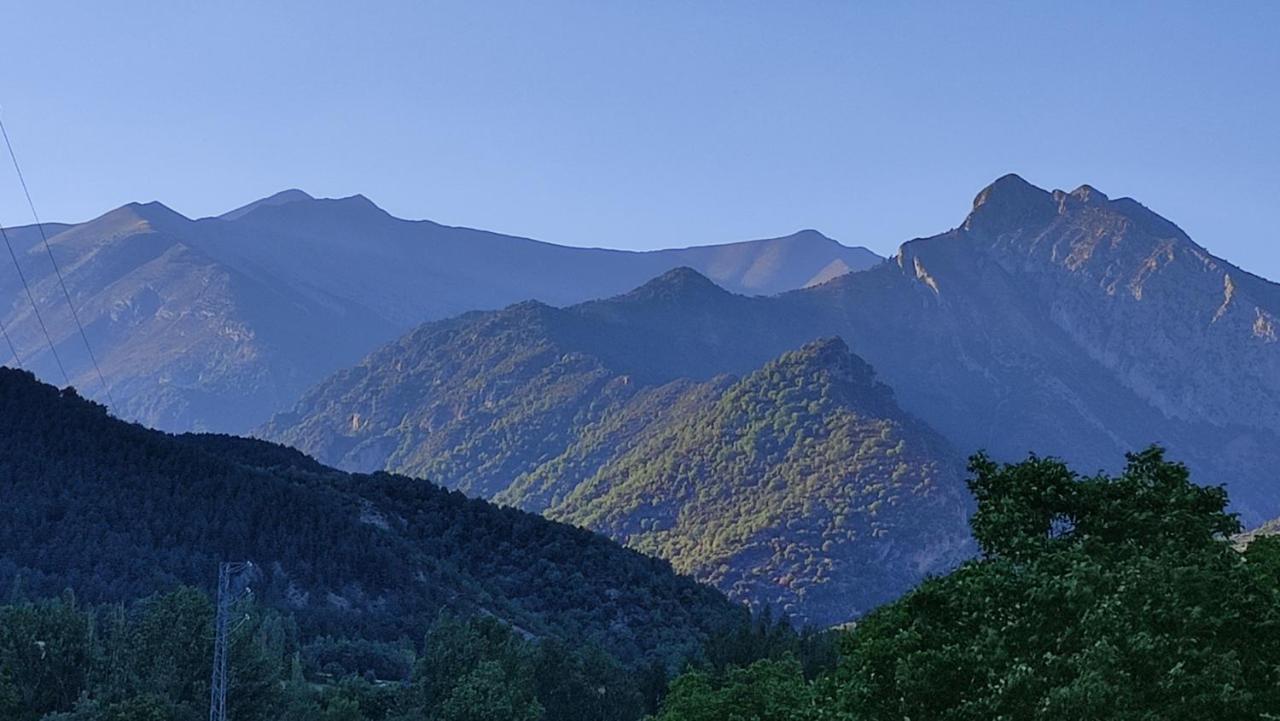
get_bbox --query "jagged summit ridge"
[965,173,1057,234]
[970,173,1048,209]
[1065,183,1108,204]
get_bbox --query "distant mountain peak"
[620,267,732,303]
[1068,183,1109,205]
[313,193,392,219]
[334,193,382,210]
[268,188,315,203]
[964,174,1058,236]
[965,175,1198,254]
[122,199,186,218]
[219,188,317,220]
[90,200,190,234]
[788,228,835,242]
[1108,196,1190,240]
[971,173,1044,206]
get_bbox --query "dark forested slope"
[0,368,743,666]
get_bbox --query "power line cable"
[0,115,114,407]
[0,219,69,384]
[0,313,20,368]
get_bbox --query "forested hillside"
[264,327,973,624]
[0,368,744,668]
[260,269,812,489]
[546,339,972,623]
[8,444,1272,721]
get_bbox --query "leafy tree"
[652,658,817,721]
[966,447,1237,560]
[1243,532,1280,585]
[532,639,643,721]
[0,594,92,720]
[320,695,368,721]
[394,615,541,721]
[432,661,542,721]
[825,447,1280,720]
[703,607,837,680]
[117,587,212,707]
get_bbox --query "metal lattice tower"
[209,561,252,721]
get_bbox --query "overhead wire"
[0,114,115,407]
[0,218,69,384]
[0,313,19,367]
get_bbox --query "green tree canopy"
[826,447,1280,720]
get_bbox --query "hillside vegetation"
[547,339,972,622]
[7,446,1268,721]
[0,368,743,668]
[266,329,973,624]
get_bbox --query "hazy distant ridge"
[0,190,879,432]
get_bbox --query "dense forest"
[6,445,1277,719]
[0,587,833,721]
[546,338,973,623]
[0,368,744,668]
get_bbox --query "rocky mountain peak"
[963,174,1058,236]
[970,173,1050,211]
[1068,183,1109,205]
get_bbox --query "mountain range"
[7,172,1277,627]
[0,190,879,433]
[262,175,1280,623]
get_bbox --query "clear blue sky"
[1,2,1277,277]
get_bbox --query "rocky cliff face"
[968,176,1280,432]
[796,174,1280,520]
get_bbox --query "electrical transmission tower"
[209,561,253,721]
